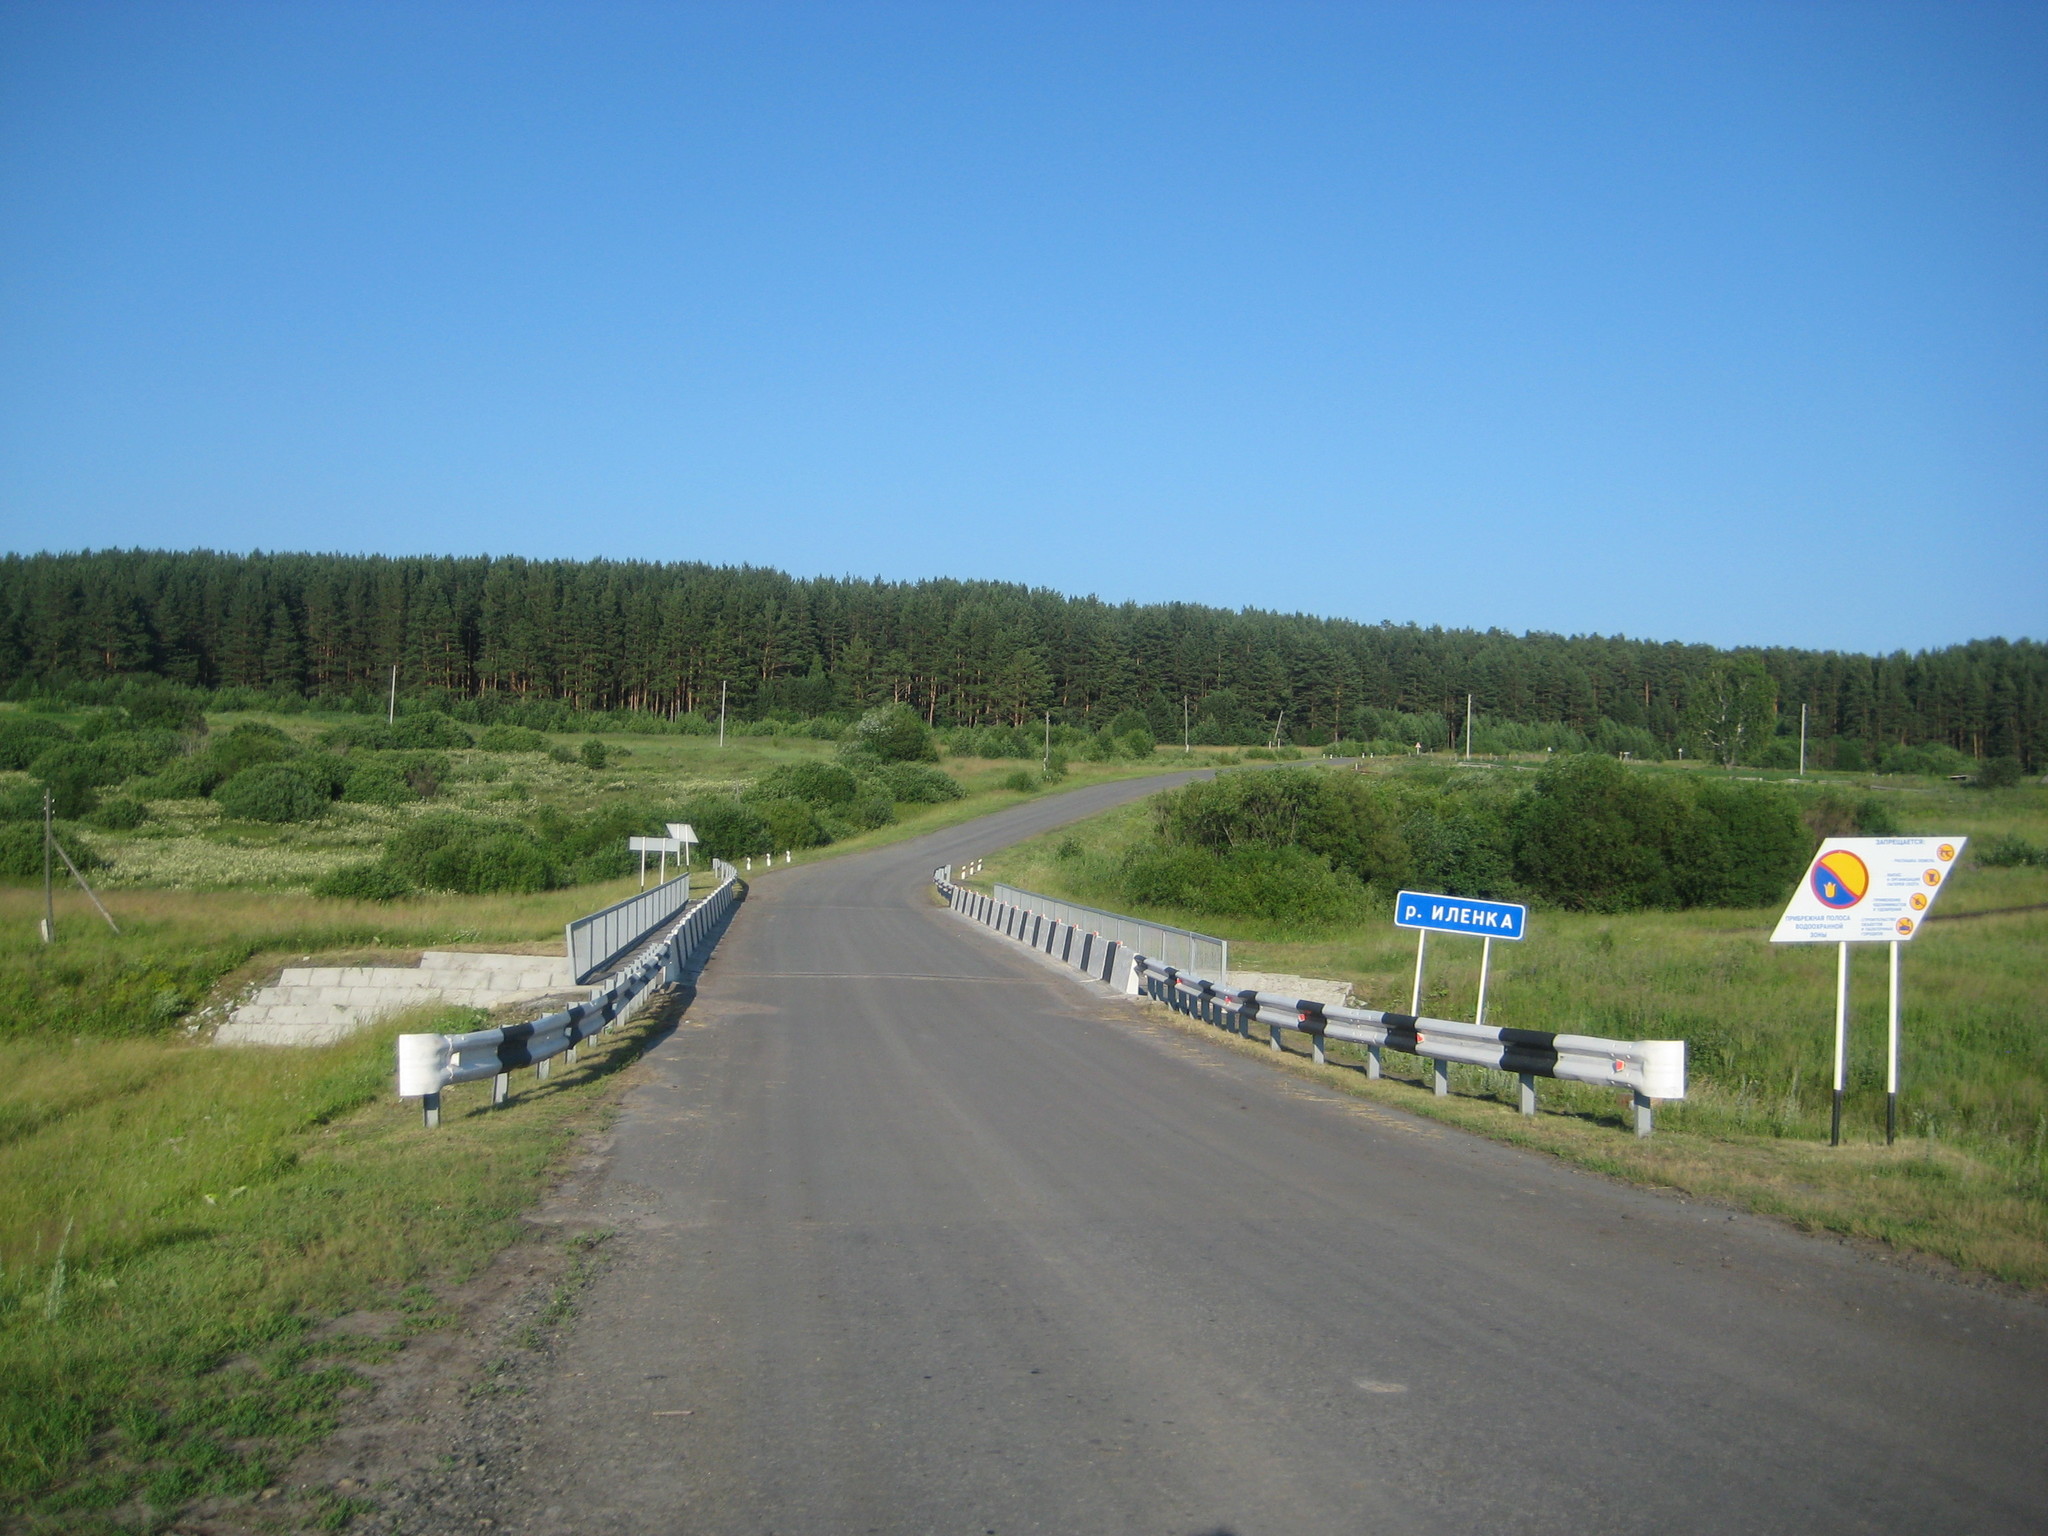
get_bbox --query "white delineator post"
[1887,940,1901,1145]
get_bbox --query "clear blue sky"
[2,1,2042,654]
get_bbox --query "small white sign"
[1771,836,1967,944]
[667,823,698,844]
[629,836,684,854]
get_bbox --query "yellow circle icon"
[1938,843,1956,861]
[1896,917,1915,936]
[1923,867,1942,886]
[1911,892,1928,910]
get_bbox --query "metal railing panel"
[990,882,1227,978]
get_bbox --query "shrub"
[579,739,609,770]
[391,711,474,750]
[753,797,830,851]
[1876,741,1974,778]
[669,799,771,861]
[431,832,555,894]
[478,725,550,753]
[381,813,560,894]
[312,862,414,901]
[1974,756,2024,790]
[1667,780,1810,908]
[0,782,40,822]
[0,716,73,770]
[549,745,577,764]
[747,761,860,808]
[877,762,964,804]
[851,704,938,763]
[341,759,413,806]
[117,684,208,732]
[1801,790,1899,839]
[1119,843,1367,925]
[215,762,331,823]
[1001,769,1038,793]
[1976,833,2044,868]
[848,789,896,829]
[85,797,148,831]
[0,822,98,879]
[27,743,130,791]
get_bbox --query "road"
[487,774,2048,1535]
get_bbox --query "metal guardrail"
[400,859,741,1126]
[567,862,715,984]
[936,874,1683,1137]
[1130,955,1686,1137]
[990,881,1227,977]
[943,879,1135,988]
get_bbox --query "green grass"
[0,1000,663,1530]
[979,763,2048,1285]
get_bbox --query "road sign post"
[1771,837,1966,1145]
[1394,891,1530,1099]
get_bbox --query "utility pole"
[387,664,398,726]
[1464,693,1473,761]
[718,681,728,748]
[41,787,53,944]
[1183,695,1190,754]
[1043,711,1051,770]
[1799,703,1808,778]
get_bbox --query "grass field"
[977,759,2048,1286]
[0,998,667,1532]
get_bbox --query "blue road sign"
[1394,890,1529,940]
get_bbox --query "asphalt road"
[496,774,2048,1535]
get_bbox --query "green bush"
[381,813,560,894]
[1877,741,1974,778]
[391,712,473,750]
[668,799,771,861]
[753,797,830,851]
[1974,756,2024,790]
[549,745,577,764]
[747,761,860,808]
[1801,789,1899,839]
[0,822,98,879]
[85,798,148,831]
[1143,757,1813,916]
[116,683,208,732]
[311,862,414,901]
[850,704,938,763]
[1976,833,2044,868]
[341,759,412,806]
[579,739,609,770]
[215,763,331,824]
[1001,769,1038,793]
[880,762,965,803]
[27,743,130,792]
[478,725,550,753]
[0,716,73,771]
[0,783,40,822]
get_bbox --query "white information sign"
[1770,836,1966,945]
[666,823,698,845]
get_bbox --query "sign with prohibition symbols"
[1770,837,1968,1148]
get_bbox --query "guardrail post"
[1519,1073,1537,1115]
[422,1092,441,1129]
[1433,1057,1450,1096]
[536,1058,551,1082]
[1634,1090,1654,1138]
[493,1072,510,1105]
[1366,1043,1381,1079]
